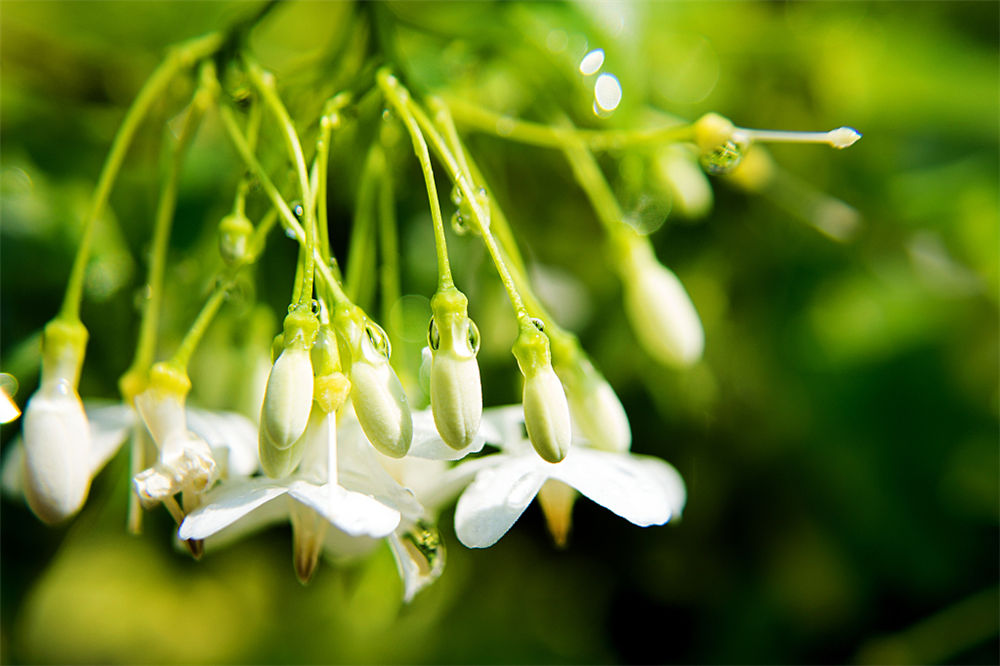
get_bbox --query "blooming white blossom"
[453,406,686,548]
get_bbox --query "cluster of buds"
[3,5,860,600]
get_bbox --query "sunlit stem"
[121,63,215,401]
[345,145,383,305]
[382,73,528,321]
[218,104,348,306]
[59,32,224,323]
[377,70,454,291]
[446,98,695,151]
[313,93,351,280]
[244,57,317,309]
[736,126,862,149]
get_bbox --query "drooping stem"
[377,70,453,291]
[218,104,348,306]
[122,65,216,398]
[377,148,400,330]
[345,145,383,305]
[59,32,224,323]
[381,73,528,321]
[244,57,317,309]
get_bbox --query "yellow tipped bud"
[621,239,704,368]
[314,372,351,414]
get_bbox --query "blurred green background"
[1,1,997,664]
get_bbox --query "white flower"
[179,409,411,582]
[453,406,686,548]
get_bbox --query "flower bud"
[653,145,713,220]
[260,309,318,451]
[335,304,412,458]
[22,319,91,524]
[290,500,328,584]
[552,342,631,453]
[621,238,704,368]
[22,380,91,524]
[217,211,254,265]
[428,287,482,450]
[513,322,571,463]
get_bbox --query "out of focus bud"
[513,321,571,463]
[653,145,713,220]
[217,211,254,265]
[22,319,91,524]
[334,304,412,458]
[260,308,318,458]
[133,363,216,505]
[428,287,482,450]
[620,236,704,368]
[550,336,631,453]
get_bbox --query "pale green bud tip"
[41,319,88,387]
[828,127,862,149]
[260,346,314,450]
[523,366,572,464]
[351,357,412,458]
[22,381,91,524]
[217,212,254,265]
[624,250,704,368]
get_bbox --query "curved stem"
[377,71,453,290]
[59,32,224,323]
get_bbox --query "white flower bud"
[568,373,631,453]
[428,288,482,450]
[654,145,713,220]
[523,365,572,464]
[22,380,91,524]
[260,345,314,450]
[622,240,704,367]
[351,355,412,459]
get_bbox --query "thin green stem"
[377,150,400,330]
[244,57,316,309]
[124,72,213,390]
[382,73,528,320]
[447,98,695,151]
[59,32,224,323]
[219,104,348,305]
[377,71,453,290]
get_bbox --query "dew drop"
[382,108,393,122]
[700,139,746,175]
[450,184,463,206]
[365,321,392,358]
[427,317,441,351]
[293,203,305,220]
[530,317,545,332]
[284,227,297,239]
[450,210,469,235]
[467,320,481,355]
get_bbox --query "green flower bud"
[259,309,318,452]
[217,211,254,265]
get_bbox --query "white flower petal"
[337,416,424,520]
[480,405,530,453]
[454,455,547,548]
[86,402,135,474]
[1,441,24,498]
[548,448,685,526]
[196,494,288,553]
[322,528,379,561]
[178,478,289,540]
[288,481,400,538]
[409,408,487,461]
[186,407,259,478]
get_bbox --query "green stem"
[383,73,528,320]
[377,149,400,330]
[377,71,453,290]
[218,104,348,305]
[123,71,213,391]
[59,32,224,323]
[244,57,317,309]
[447,98,695,151]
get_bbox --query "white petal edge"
[408,408,487,461]
[549,448,685,527]
[86,403,135,474]
[454,455,547,548]
[288,481,400,538]
[179,478,289,540]
[388,529,445,603]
